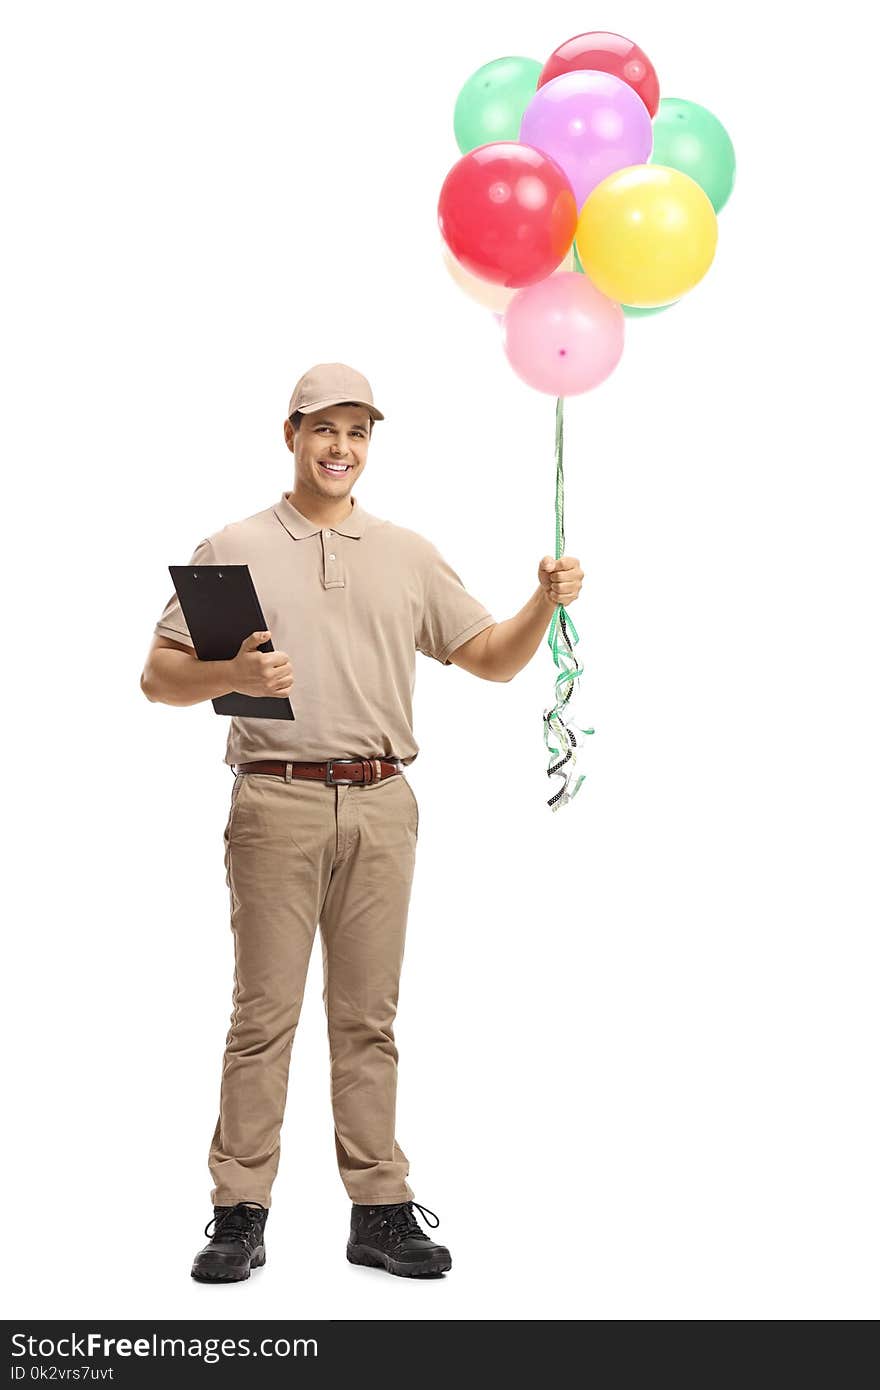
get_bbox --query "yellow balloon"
[575,165,718,308]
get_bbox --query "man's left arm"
[449,555,584,682]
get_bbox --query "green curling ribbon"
[543,396,594,810]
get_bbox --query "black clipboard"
[168,564,295,721]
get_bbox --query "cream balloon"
[442,242,575,311]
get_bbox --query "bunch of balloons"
[436,31,736,809]
[439,29,735,391]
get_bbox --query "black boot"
[347,1200,452,1277]
[191,1201,268,1282]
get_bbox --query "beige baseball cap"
[287,362,385,422]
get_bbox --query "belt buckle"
[325,759,363,786]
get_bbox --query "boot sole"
[346,1242,451,1277]
[191,1245,266,1283]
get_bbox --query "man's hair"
[289,401,373,436]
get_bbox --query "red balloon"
[538,30,660,117]
[437,142,577,289]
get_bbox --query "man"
[140,363,583,1282]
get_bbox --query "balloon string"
[543,396,594,811]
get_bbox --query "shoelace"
[204,1201,268,1244]
[378,1201,440,1244]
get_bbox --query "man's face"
[284,404,371,500]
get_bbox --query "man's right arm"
[140,635,237,707]
[141,630,294,706]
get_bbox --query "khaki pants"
[208,769,419,1208]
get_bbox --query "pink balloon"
[520,69,653,208]
[501,272,624,395]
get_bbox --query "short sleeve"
[417,545,496,666]
[153,537,214,649]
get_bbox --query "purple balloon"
[519,69,653,209]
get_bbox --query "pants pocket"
[399,774,419,839]
[225,772,247,840]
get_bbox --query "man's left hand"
[538,555,583,607]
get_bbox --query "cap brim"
[298,396,384,421]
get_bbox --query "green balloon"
[649,97,736,213]
[572,240,674,316]
[453,56,543,154]
[622,303,674,318]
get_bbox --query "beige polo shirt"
[153,490,496,768]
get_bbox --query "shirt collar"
[273,490,370,540]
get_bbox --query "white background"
[4,0,878,1321]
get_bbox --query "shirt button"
[329,553,336,560]
[324,529,332,538]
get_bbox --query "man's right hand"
[230,631,294,699]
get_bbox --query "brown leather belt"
[232,758,403,785]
